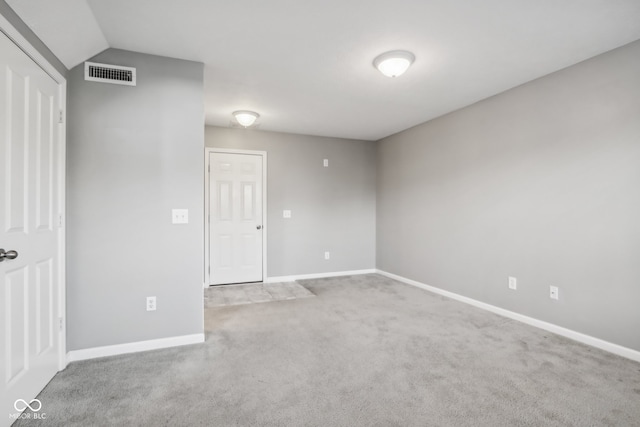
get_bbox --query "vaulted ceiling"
[8,0,640,140]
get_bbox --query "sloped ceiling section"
[7,0,107,69]
[7,0,640,140]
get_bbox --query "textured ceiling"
[8,0,640,140]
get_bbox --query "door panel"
[241,183,255,220]
[209,152,263,285]
[35,90,55,232]
[5,267,28,383]
[1,31,62,425]
[241,234,257,267]
[5,67,28,234]
[217,181,232,220]
[35,259,53,355]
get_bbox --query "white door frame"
[0,15,67,370]
[204,148,267,286]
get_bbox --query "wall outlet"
[549,286,559,300]
[323,159,329,167]
[508,276,517,290]
[324,251,330,260]
[172,209,189,224]
[146,296,157,311]
[283,210,292,219]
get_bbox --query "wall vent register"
[84,61,136,86]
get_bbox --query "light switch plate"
[172,209,189,224]
[283,210,292,219]
[323,159,329,167]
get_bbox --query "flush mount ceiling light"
[373,50,415,78]
[233,110,260,127]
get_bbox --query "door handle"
[0,248,18,262]
[256,225,262,230]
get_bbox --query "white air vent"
[84,62,136,86]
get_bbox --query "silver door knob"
[256,225,262,230]
[0,248,18,262]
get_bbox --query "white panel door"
[209,152,263,285]
[0,31,61,425]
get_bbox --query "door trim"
[0,14,67,370]
[204,148,267,286]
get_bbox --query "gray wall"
[0,1,67,76]
[67,49,204,350]
[205,127,376,277]
[377,40,640,352]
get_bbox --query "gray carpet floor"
[15,274,640,426]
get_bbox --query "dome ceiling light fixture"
[233,110,260,127]
[373,50,415,78]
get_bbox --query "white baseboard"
[67,333,205,363]
[266,269,376,283]
[376,270,640,363]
